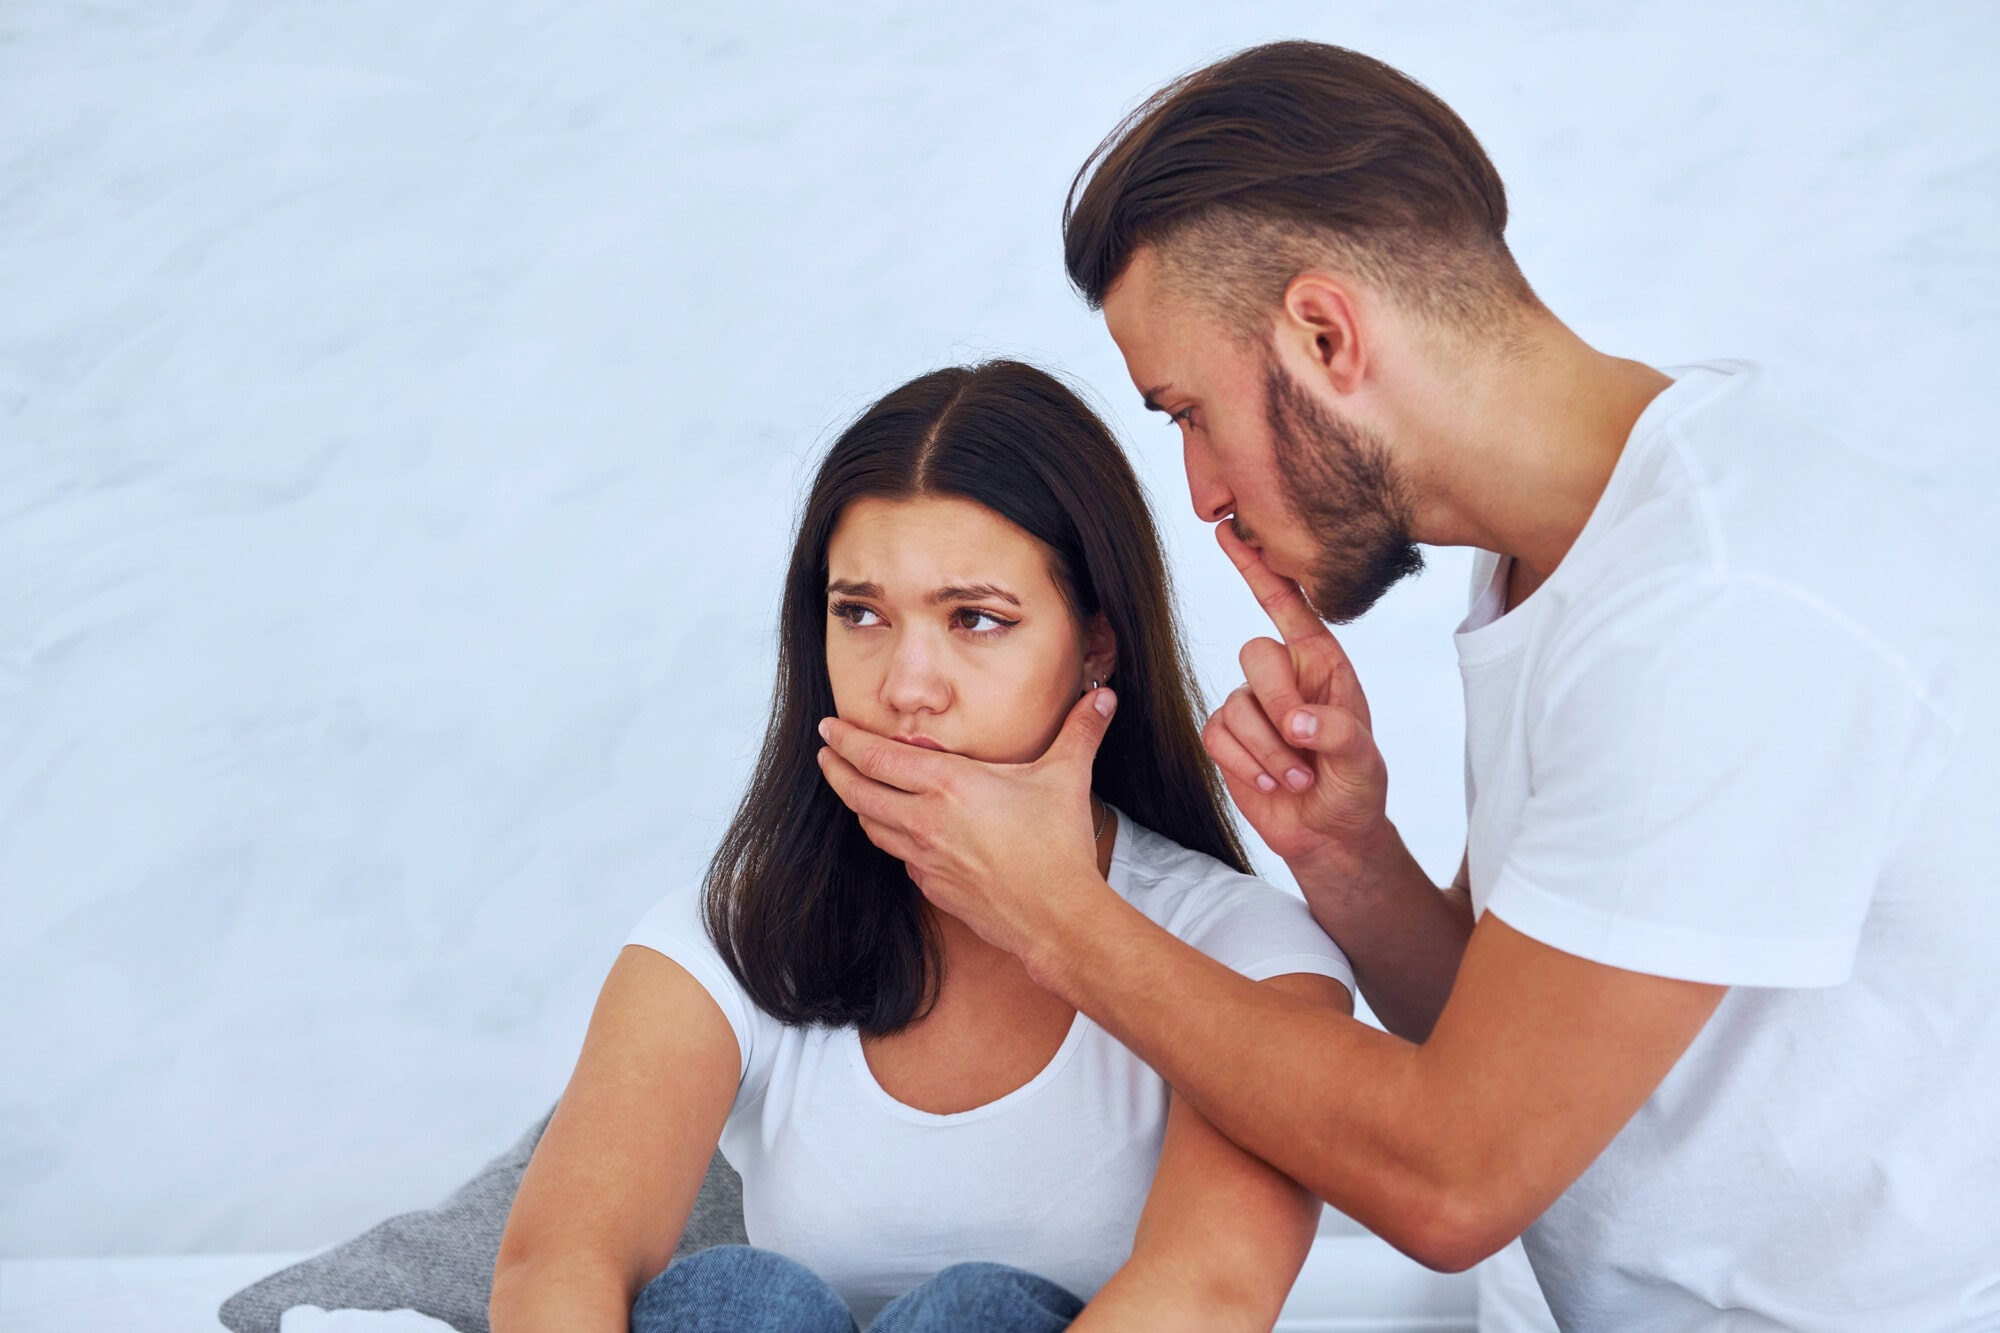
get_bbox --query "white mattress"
[0,1234,1476,1332]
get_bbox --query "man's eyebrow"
[1139,383,1177,414]
[826,578,883,598]
[929,582,1022,608]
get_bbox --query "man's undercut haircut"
[706,360,1249,1036]
[1063,40,1536,338]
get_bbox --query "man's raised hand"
[1204,522,1394,878]
[815,688,1118,974]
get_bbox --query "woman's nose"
[879,633,951,715]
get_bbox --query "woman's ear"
[1083,613,1118,688]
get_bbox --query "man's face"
[1102,248,1422,624]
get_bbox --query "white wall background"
[2,0,1995,1256]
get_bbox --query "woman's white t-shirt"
[627,811,1352,1325]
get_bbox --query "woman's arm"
[490,945,740,1333]
[1070,972,1347,1332]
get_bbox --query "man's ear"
[1278,271,1368,397]
[1083,613,1118,688]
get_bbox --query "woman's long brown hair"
[704,360,1248,1035]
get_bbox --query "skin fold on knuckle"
[1256,584,1295,617]
[1223,692,1270,736]
[820,758,857,805]
[934,763,963,803]
[1334,715,1381,765]
[863,740,905,784]
[1204,734,1255,785]
[1215,725,1269,776]
[1205,729,1250,777]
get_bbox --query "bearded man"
[819,41,2000,1330]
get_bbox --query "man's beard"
[1255,358,1425,625]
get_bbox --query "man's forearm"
[1027,879,1465,1263]
[1029,879,1720,1275]
[1290,823,1473,1042]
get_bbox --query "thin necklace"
[1092,796,1108,843]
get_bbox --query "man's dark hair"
[704,360,1249,1035]
[1063,40,1535,335]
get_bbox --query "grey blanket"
[218,1107,747,1333]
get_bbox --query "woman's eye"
[832,602,882,627]
[953,608,1014,635]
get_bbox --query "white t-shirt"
[1456,360,2000,1330]
[627,810,1353,1325]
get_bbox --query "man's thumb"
[1047,687,1116,767]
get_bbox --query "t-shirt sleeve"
[1175,875,1357,996]
[625,886,774,1097]
[1487,575,1942,988]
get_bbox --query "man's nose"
[880,632,950,715]
[1184,432,1234,523]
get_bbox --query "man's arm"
[812,520,1721,1268]
[815,709,1722,1270]
[1285,826,1471,1041]
[1039,886,1720,1271]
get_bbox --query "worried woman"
[490,360,1352,1333]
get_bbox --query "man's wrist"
[1018,864,1132,1002]
[1290,820,1422,922]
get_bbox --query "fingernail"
[817,719,831,741]
[1290,711,1317,740]
[1286,767,1312,791]
[1094,689,1115,718]
[1256,773,1278,793]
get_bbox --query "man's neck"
[1405,315,1672,593]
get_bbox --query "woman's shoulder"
[1111,814,1355,990]
[626,883,728,975]
[1112,815,1280,918]
[625,885,790,1088]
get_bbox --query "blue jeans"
[630,1244,1084,1332]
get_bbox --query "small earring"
[1091,678,1101,691]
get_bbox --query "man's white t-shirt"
[1456,360,2000,1330]
[627,810,1353,1325]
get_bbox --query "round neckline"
[848,1009,1091,1126]
[1453,363,1729,666]
[845,807,1128,1126]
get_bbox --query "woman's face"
[824,495,1115,764]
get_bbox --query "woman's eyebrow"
[826,579,883,598]
[928,583,1021,607]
